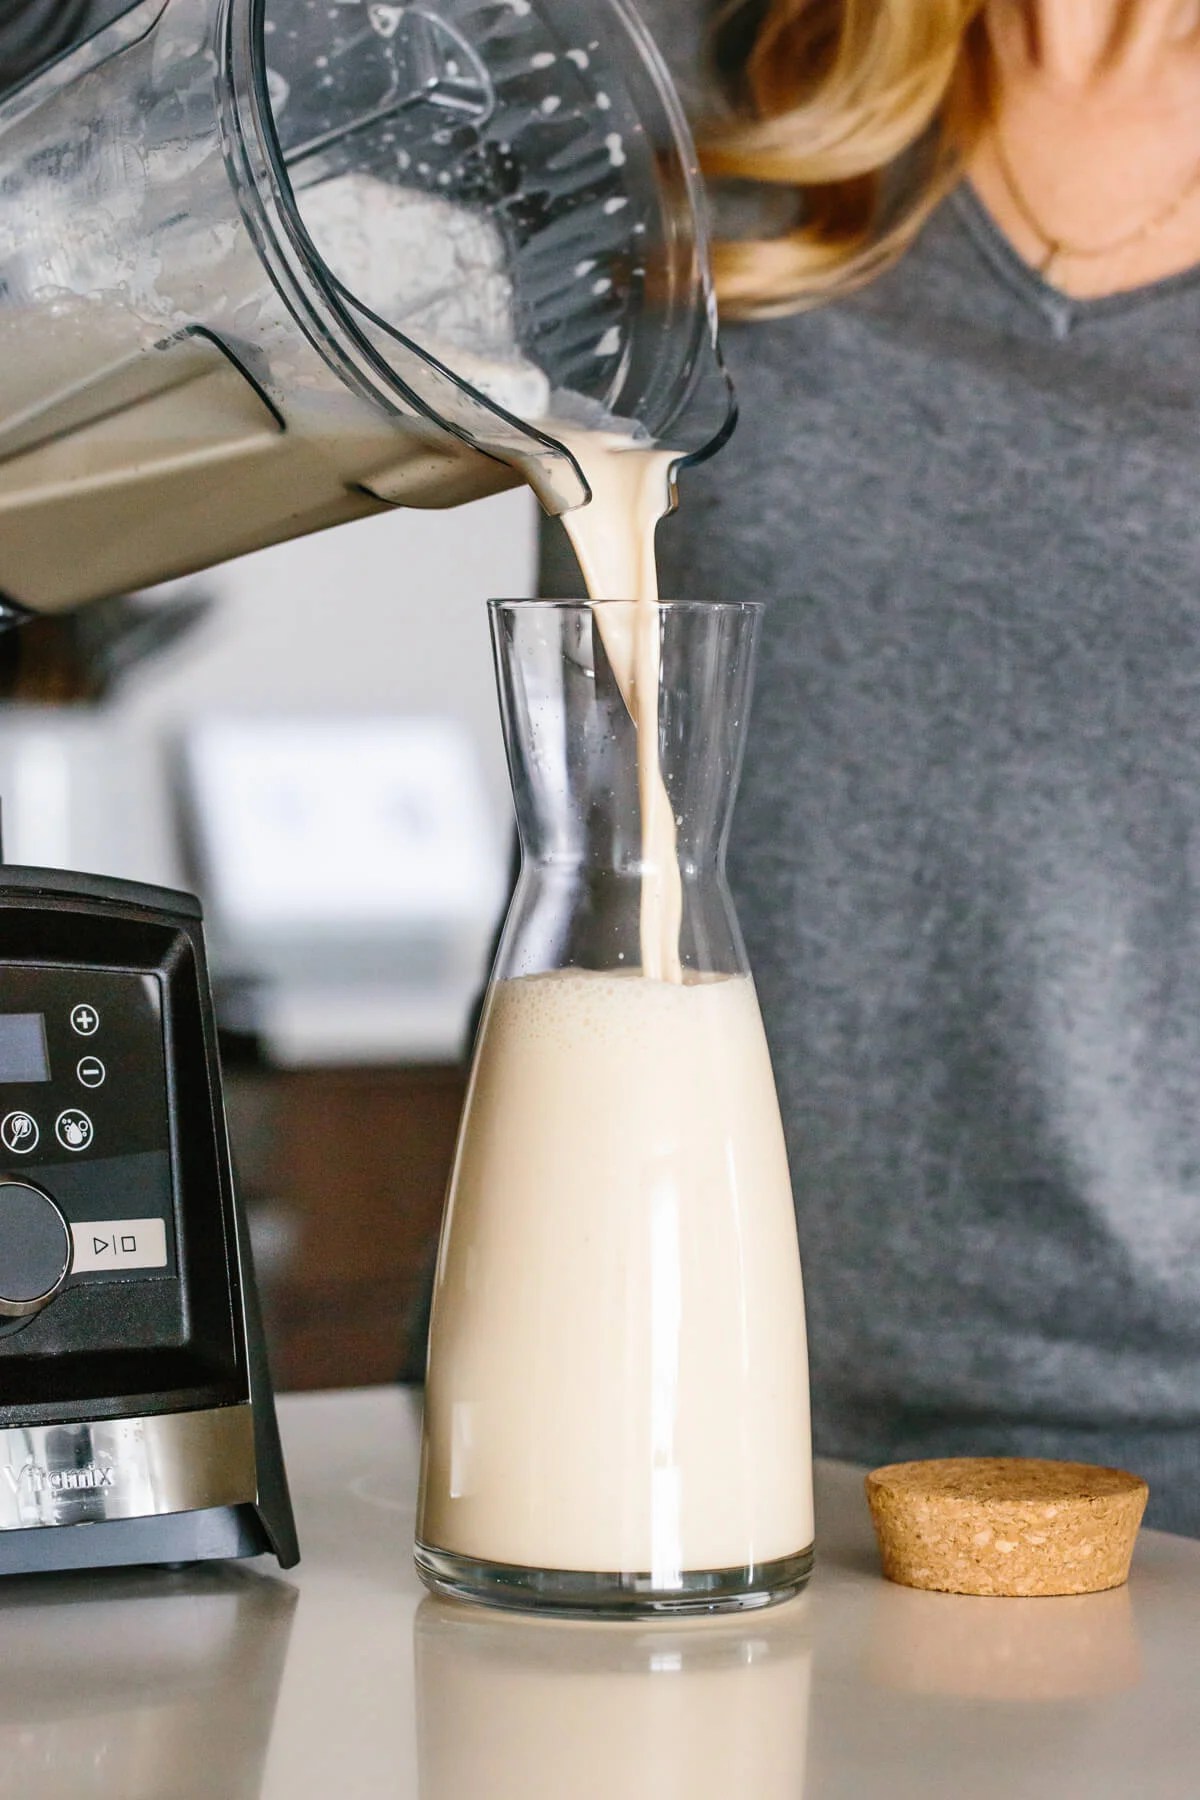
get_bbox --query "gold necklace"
[990,121,1200,283]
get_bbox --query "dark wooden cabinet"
[225,1065,466,1391]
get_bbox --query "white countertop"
[1,1385,1196,1798]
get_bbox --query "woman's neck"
[969,0,1200,297]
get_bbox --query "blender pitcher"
[416,600,815,1617]
[0,0,735,611]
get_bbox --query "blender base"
[413,1541,814,1619]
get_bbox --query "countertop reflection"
[1,1387,1199,1799]
[0,1562,294,1797]
[416,1594,811,1800]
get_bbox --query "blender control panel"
[0,964,177,1312]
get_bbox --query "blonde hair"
[704,0,990,317]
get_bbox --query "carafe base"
[413,1540,814,1618]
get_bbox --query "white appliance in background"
[182,715,509,1067]
[0,708,138,877]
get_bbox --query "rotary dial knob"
[0,1181,71,1319]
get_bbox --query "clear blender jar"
[0,0,734,611]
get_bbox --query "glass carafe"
[416,599,814,1617]
[0,0,733,612]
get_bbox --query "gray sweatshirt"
[542,19,1200,1533]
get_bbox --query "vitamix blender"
[0,0,735,1575]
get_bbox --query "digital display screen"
[0,1013,50,1083]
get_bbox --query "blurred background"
[0,487,535,1389]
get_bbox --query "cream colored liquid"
[420,409,813,1584]
[556,431,684,983]
[418,969,814,1575]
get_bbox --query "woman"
[547,0,1200,1534]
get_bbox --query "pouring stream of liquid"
[556,433,683,984]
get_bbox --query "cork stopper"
[865,1458,1149,1598]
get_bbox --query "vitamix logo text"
[2,1460,116,1495]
